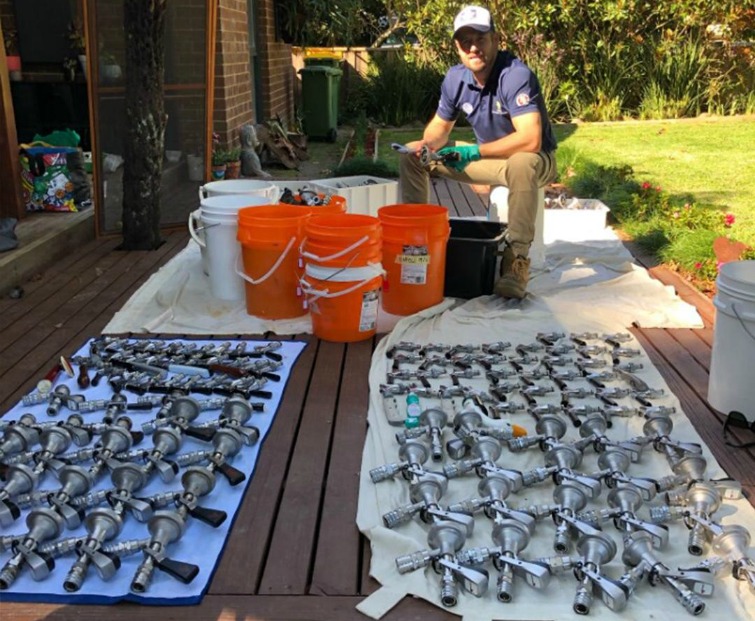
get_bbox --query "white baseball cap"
[453,6,494,38]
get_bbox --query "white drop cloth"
[355,305,754,620]
[103,224,702,335]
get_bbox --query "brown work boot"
[495,246,530,299]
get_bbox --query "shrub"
[660,229,721,282]
[331,155,398,178]
[359,50,444,126]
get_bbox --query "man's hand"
[437,145,481,171]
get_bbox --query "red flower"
[724,213,736,227]
[694,262,702,270]
[641,181,651,190]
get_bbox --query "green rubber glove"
[437,145,481,171]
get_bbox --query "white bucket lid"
[202,179,276,195]
[718,260,755,288]
[200,194,272,214]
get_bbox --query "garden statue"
[240,124,271,178]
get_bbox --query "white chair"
[488,186,546,268]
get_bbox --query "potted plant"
[211,149,227,180]
[67,18,87,77]
[3,26,21,80]
[100,51,122,82]
[224,147,241,179]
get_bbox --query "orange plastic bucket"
[311,194,347,215]
[236,204,312,319]
[301,213,381,268]
[301,263,382,342]
[300,213,383,342]
[281,193,347,215]
[378,204,451,315]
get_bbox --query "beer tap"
[45,417,140,530]
[448,471,547,602]
[621,530,715,615]
[0,425,85,527]
[395,520,488,607]
[130,465,228,593]
[548,480,603,553]
[369,439,430,483]
[457,517,549,603]
[712,525,755,593]
[61,462,153,592]
[579,485,669,549]
[0,508,64,589]
[538,532,630,614]
[192,397,260,447]
[395,408,448,462]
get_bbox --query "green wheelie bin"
[298,64,342,142]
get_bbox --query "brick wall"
[213,0,253,150]
[254,0,295,124]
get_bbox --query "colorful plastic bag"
[19,143,79,212]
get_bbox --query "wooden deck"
[1,179,753,621]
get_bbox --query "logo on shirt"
[462,102,474,115]
[516,93,530,107]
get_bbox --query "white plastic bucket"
[188,195,272,300]
[708,260,755,421]
[300,262,383,342]
[199,179,280,203]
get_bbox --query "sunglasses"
[723,410,755,448]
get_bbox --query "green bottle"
[405,391,421,428]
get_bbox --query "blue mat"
[0,337,307,605]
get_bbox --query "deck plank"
[634,327,755,485]
[0,233,186,414]
[310,337,374,595]
[258,340,345,594]
[208,334,317,595]
[0,594,458,621]
[0,236,119,319]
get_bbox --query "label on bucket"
[396,245,430,285]
[359,288,380,332]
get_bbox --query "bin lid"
[304,48,342,60]
[298,66,343,76]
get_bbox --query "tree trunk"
[121,0,167,250]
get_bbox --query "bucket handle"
[299,234,370,263]
[198,185,207,201]
[188,209,206,248]
[731,301,755,342]
[300,273,380,301]
[234,236,296,285]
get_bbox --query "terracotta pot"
[6,55,21,72]
[225,160,241,179]
[211,164,226,180]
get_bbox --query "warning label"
[397,245,430,284]
[395,255,431,265]
[359,288,379,331]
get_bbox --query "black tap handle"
[189,504,227,528]
[156,557,200,584]
[217,462,246,486]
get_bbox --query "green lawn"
[378,116,755,246]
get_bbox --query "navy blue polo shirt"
[437,50,557,152]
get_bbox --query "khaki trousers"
[400,143,557,257]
